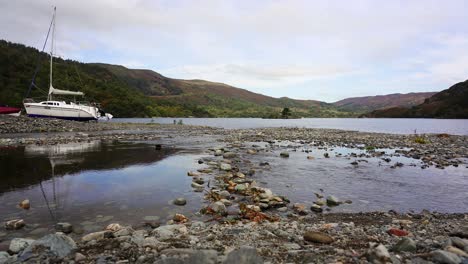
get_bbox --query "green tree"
[281,107,291,118]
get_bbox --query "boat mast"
[48,7,56,101]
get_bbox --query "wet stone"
[173,198,187,206]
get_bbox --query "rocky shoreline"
[0,116,467,263]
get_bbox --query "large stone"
[304,231,334,244]
[431,250,462,264]
[20,233,77,259]
[224,247,263,264]
[9,238,35,253]
[393,237,417,252]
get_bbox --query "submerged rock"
[326,195,340,206]
[280,152,289,158]
[173,197,187,206]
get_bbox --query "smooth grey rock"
[220,163,232,171]
[449,237,468,250]
[209,201,227,215]
[326,195,340,206]
[20,233,77,259]
[0,251,10,264]
[187,250,217,264]
[432,250,462,264]
[224,247,263,264]
[174,198,187,206]
[9,238,35,253]
[155,258,184,264]
[393,237,417,252]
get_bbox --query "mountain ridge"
[0,39,452,118]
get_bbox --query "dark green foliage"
[0,40,361,118]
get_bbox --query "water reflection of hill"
[0,142,178,194]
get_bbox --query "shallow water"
[247,144,468,213]
[111,117,468,135]
[0,141,208,239]
[1,140,467,241]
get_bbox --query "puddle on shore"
[0,141,208,240]
[246,143,468,213]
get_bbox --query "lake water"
[111,118,468,135]
[1,139,467,241]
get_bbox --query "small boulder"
[56,222,73,234]
[280,152,289,158]
[19,199,30,210]
[304,231,334,244]
[20,233,77,259]
[220,163,232,171]
[173,198,187,206]
[310,204,323,213]
[224,247,263,264]
[5,219,25,230]
[209,201,227,215]
[223,152,237,159]
[173,214,188,223]
[326,195,340,206]
[9,238,35,254]
[367,244,391,263]
[393,237,417,252]
[431,250,461,264]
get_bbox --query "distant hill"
[363,80,468,118]
[1,39,451,118]
[332,92,436,112]
[0,40,356,118]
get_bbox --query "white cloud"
[1,0,467,100]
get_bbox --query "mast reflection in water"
[0,141,206,239]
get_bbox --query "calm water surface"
[111,118,468,135]
[0,140,467,241]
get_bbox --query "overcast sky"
[1,0,467,102]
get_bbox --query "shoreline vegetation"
[0,116,467,263]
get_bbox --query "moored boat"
[23,7,111,122]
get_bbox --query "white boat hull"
[24,102,99,121]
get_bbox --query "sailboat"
[23,7,111,121]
